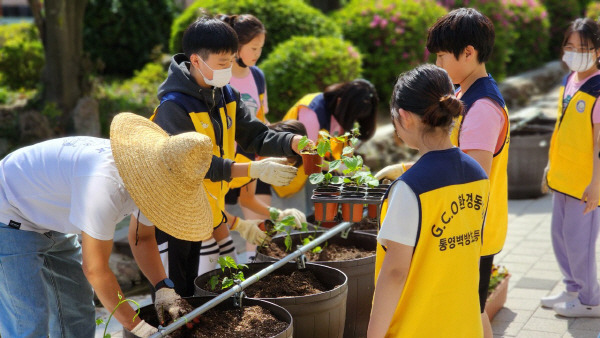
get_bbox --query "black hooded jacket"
[153,54,296,182]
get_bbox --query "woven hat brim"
[110,113,214,242]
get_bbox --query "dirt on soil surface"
[204,270,327,297]
[262,241,374,261]
[170,305,288,338]
[351,217,378,231]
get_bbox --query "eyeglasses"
[563,46,595,53]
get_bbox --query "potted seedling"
[208,256,248,292]
[260,207,310,253]
[309,159,344,223]
[485,264,511,320]
[298,135,328,175]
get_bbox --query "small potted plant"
[485,264,511,320]
[298,135,331,175]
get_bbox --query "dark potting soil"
[204,270,326,298]
[351,217,378,230]
[262,242,374,261]
[169,305,288,338]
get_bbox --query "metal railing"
[149,220,353,337]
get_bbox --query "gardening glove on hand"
[154,288,194,326]
[232,218,271,245]
[374,163,406,181]
[130,320,158,337]
[249,157,297,186]
[541,165,550,194]
[277,208,307,228]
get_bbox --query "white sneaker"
[553,298,600,317]
[540,291,578,308]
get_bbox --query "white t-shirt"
[377,180,419,247]
[0,137,151,240]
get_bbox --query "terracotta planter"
[341,202,363,222]
[301,152,323,175]
[314,199,339,223]
[485,274,511,320]
[367,204,378,219]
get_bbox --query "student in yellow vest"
[150,17,305,297]
[368,64,489,337]
[541,18,600,317]
[375,9,509,336]
[274,79,379,215]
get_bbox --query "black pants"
[479,254,495,313]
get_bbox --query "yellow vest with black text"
[151,89,237,228]
[548,74,600,203]
[273,93,331,197]
[374,148,488,337]
[450,75,509,256]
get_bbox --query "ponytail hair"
[217,14,266,45]
[390,64,462,133]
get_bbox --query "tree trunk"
[29,0,87,134]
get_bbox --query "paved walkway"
[492,194,600,338]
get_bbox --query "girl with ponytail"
[368,64,490,337]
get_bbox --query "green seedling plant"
[298,134,331,158]
[265,207,309,252]
[95,292,141,338]
[301,235,327,254]
[208,256,248,291]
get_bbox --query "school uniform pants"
[551,192,600,305]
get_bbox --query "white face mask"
[562,51,597,72]
[197,56,232,88]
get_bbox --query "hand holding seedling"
[154,288,195,327]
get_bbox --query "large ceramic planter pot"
[195,262,348,338]
[301,152,323,175]
[123,296,293,338]
[508,117,554,199]
[485,274,511,320]
[256,231,377,338]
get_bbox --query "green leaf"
[331,176,344,184]
[317,140,331,157]
[301,222,308,232]
[309,172,325,184]
[302,237,311,246]
[298,135,310,151]
[312,246,323,253]
[209,275,219,291]
[342,146,354,156]
[319,130,332,139]
[222,277,233,289]
[350,137,359,146]
[269,207,281,221]
[117,292,122,300]
[96,318,105,326]
[104,334,111,338]
[233,271,246,282]
[329,159,341,172]
[237,264,248,270]
[284,235,293,252]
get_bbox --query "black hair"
[426,8,495,63]
[218,14,266,67]
[562,18,600,69]
[323,79,379,141]
[390,64,463,134]
[269,120,307,167]
[182,17,238,60]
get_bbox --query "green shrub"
[0,87,8,104]
[83,0,176,75]
[95,62,167,136]
[586,2,600,21]
[580,0,594,15]
[504,0,551,74]
[170,0,341,60]
[333,0,446,103]
[0,37,44,90]
[0,22,38,47]
[260,36,362,120]
[542,0,581,58]
[441,0,517,82]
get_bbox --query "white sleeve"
[70,176,128,240]
[377,181,419,247]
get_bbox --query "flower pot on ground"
[485,265,511,320]
[256,231,376,338]
[123,296,293,338]
[194,262,348,338]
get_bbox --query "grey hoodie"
[153,54,296,182]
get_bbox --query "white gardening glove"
[541,165,549,194]
[277,208,306,229]
[154,288,193,326]
[130,319,158,337]
[249,157,297,186]
[232,218,271,245]
[374,163,406,181]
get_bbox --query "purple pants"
[551,192,600,305]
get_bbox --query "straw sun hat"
[110,112,214,242]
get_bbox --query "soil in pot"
[352,217,378,231]
[301,151,323,175]
[261,240,374,262]
[123,296,292,338]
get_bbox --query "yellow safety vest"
[450,75,509,256]
[375,148,488,337]
[152,89,237,228]
[548,74,600,203]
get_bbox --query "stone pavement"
[492,194,600,338]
